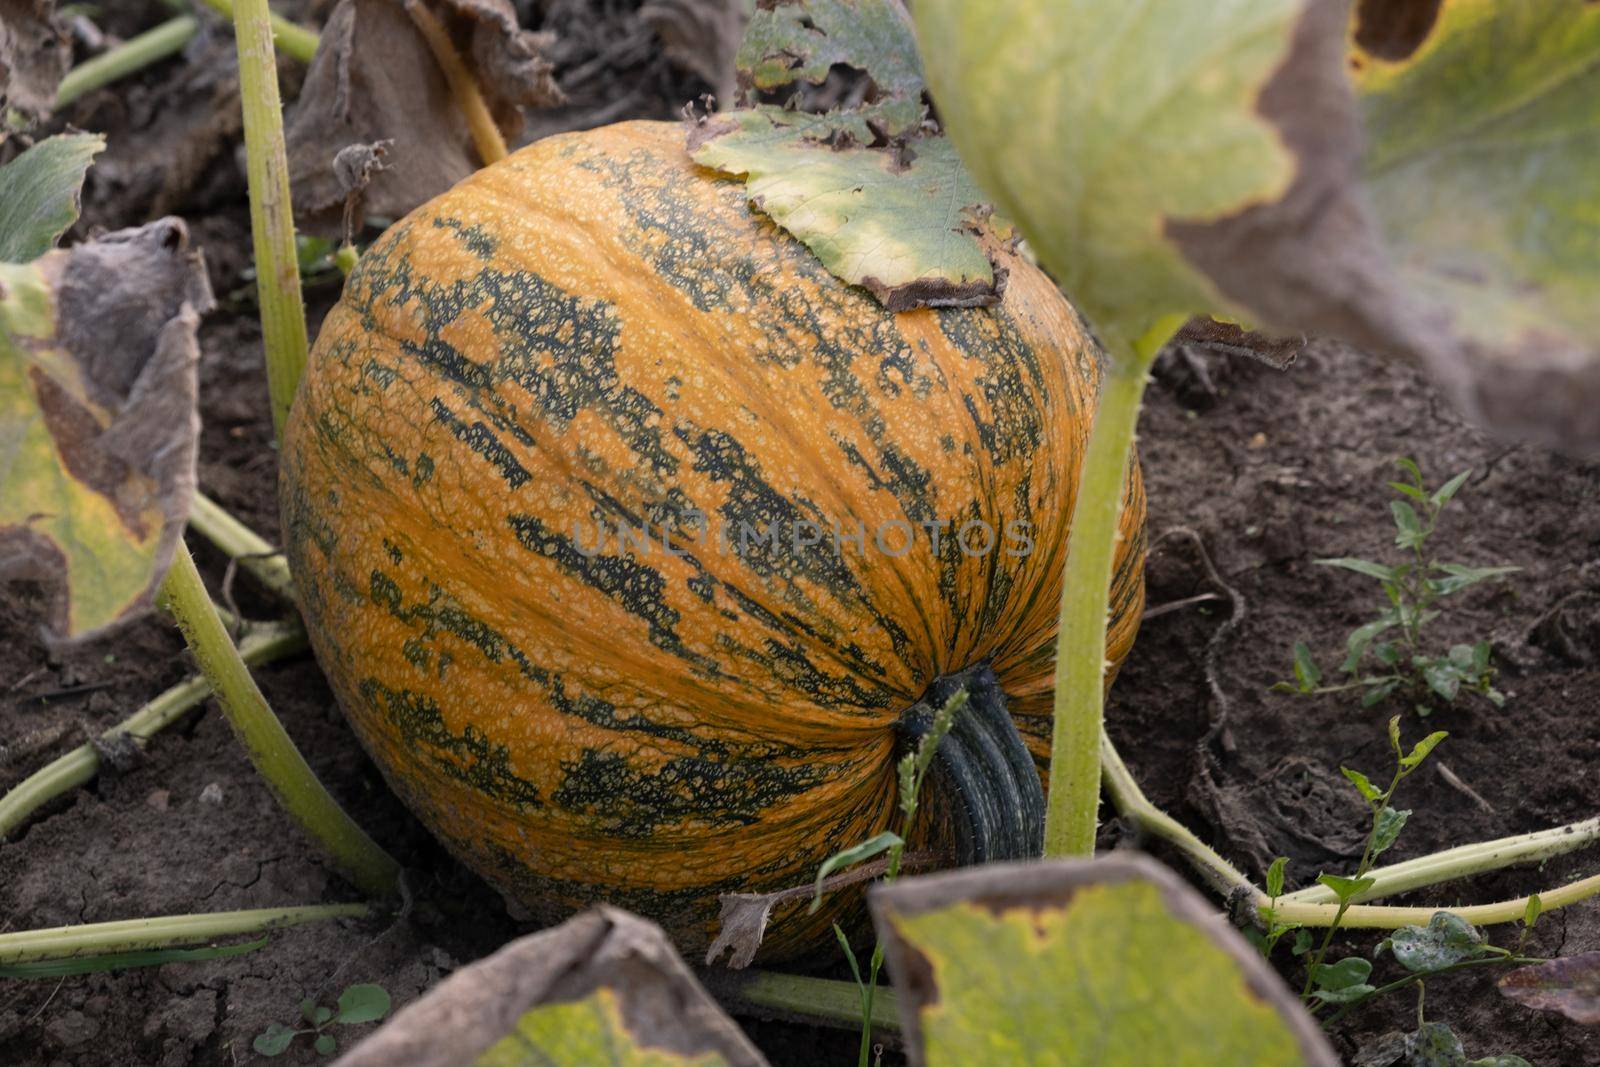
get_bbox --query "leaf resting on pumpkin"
[871,854,1338,1067]
[0,220,212,640]
[689,0,1009,310]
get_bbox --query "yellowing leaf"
[0,221,210,639]
[473,988,730,1067]
[914,0,1302,355]
[693,109,1002,309]
[691,0,1011,310]
[873,856,1337,1067]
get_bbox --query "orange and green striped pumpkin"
[280,120,1145,959]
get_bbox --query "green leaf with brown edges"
[692,108,1004,310]
[690,0,1010,310]
[0,133,104,263]
[914,0,1314,357]
[918,0,1600,451]
[473,988,730,1067]
[0,220,212,640]
[872,854,1338,1066]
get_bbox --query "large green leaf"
[691,0,1010,309]
[0,221,211,639]
[916,0,1600,450]
[0,133,104,263]
[873,854,1337,1066]
[473,989,729,1067]
[913,0,1306,355]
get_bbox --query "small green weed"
[1276,458,1518,716]
[1254,720,1540,1065]
[252,983,391,1058]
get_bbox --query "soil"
[4,3,1600,1066]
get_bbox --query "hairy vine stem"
[1045,314,1187,856]
[0,621,305,838]
[0,904,370,966]
[159,543,400,897]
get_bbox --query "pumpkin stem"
[899,664,1044,864]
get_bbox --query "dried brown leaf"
[286,0,562,233]
[641,0,750,107]
[0,0,70,126]
[1499,952,1600,1025]
[704,851,933,970]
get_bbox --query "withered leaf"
[286,0,562,234]
[641,0,750,108]
[0,0,71,126]
[705,851,932,970]
[336,907,766,1067]
[0,219,213,641]
[1499,951,1600,1025]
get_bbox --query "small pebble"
[146,789,171,813]
[1248,431,1268,449]
[198,782,225,806]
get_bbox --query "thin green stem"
[188,492,294,600]
[195,0,320,63]
[230,0,310,440]
[0,621,305,838]
[1044,312,1187,857]
[159,543,400,898]
[702,970,901,1035]
[1100,731,1600,927]
[55,16,199,108]
[0,904,369,965]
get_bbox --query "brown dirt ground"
[5,3,1600,1065]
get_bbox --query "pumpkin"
[279,120,1145,959]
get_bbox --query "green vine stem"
[0,904,369,965]
[0,621,306,838]
[1045,314,1187,856]
[231,0,311,439]
[701,969,901,1035]
[1281,817,1600,908]
[55,16,199,108]
[159,543,400,897]
[188,492,295,600]
[1100,730,1600,928]
[182,0,321,63]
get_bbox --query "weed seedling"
[252,983,391,1058]
[810,685,970,1067]
[1277,458,1518,716]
